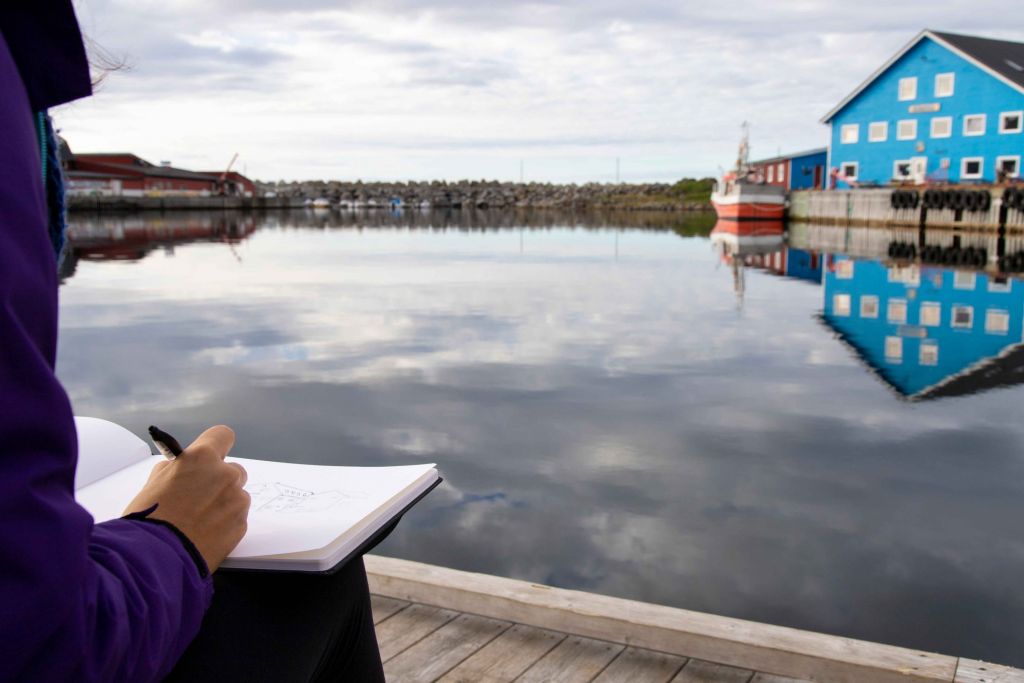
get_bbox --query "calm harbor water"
[59,209,1024,665]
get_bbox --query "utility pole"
[615,157,620,183]
[519,160,524,184]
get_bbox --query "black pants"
[165,557,385,682]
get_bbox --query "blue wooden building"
[821,256,1024,399]
[823,30,1024,186]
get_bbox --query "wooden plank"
[956,659,1024,683]
[517,635,624,683]
[440,624,566,683]
[384,612,511,682]
[672,659,754,683]
[374,602,458,662]
[370,594,409,624]
[750,673,810,683]
[366,555,958,683]
[592,646,687,683]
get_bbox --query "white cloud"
[62,1,1024,182]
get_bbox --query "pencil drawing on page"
[247,482,364,513]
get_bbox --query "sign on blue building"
[823,31,1024,186]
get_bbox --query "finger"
[227,462,248,487]
[185,425,236,461]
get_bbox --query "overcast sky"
[61,1,1024,183]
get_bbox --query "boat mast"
[735,121,750,177]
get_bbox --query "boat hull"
[711,184,786,221]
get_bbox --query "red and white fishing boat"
[711,124,786,221]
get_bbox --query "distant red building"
[748,148,828,191]
[64,149,255,198]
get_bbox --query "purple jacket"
[0,5,212,681]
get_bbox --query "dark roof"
[932,31,1024,91]
[750,147,827,166]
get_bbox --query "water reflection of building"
[61,214,258,280]
[821,255,1024,400]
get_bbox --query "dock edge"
[365,554,1023,683]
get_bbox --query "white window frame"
[999,111,1023,134]
[919,342,939,366]
[960,157,984,180]
[988,278,1012,293]
[777,163,785,181]
[954,271,977,290]
[767,165,774,183]
[893,160,913,180]
[840,162,859,181]
[860,295,879,319]
[896,119,917,140]
[951,305,974,329]
[898,77,917,101]
[869,121,888,142]
[836,260,854,279]
[930,116,952,139]
[985,309,1010,335]
[887,298,908,324]
[963,114,986,137]
[996,155,1021,178]
[840,124,859,144]
[885,336,903,362]
[920,302,941,327]
[833,293,851,317]
[935,72,955,97]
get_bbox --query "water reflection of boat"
[711,124,786,221]
[711,219,786,307]
[820,254,1024,400]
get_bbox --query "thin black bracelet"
[122,504,210,579]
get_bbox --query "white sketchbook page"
[76,456,437,558]
[73,417,153,490]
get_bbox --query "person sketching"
[0,3,384,680]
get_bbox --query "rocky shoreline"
[255,179,714,211]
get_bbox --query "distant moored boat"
[711,123,786,221]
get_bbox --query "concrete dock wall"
[789,188,1024,230]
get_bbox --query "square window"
[888,265,920,286]
[887,298,908,323]
[988,277,1012,293]
[997,156,1020,179]
[951,305,973,329]
[860,295,879,318]
[920,302,941,326]
[898,77,917,101]
[935,73,955,97]
[986,309,1010,334]
[930,117,952,138]
[1000,111,1023,134]
[893,160,912,180]
[963,114,986,136]
[869,122,888,142]
[897,119,917,140]
[841,124,859,144]
[885,336,903,362]
[920,343,939,366]
[840,162,858,180]
[836,260,854,279]
[961,157,983,179]
[833,293,851,316]
[954,271,976,290]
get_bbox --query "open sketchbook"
[74,417,441,572]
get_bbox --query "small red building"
[64,150,255,198]
[748,148,828,191]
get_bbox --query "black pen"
[149,425,184,459]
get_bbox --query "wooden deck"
[367,555,1024,683]
[373,593,805,682]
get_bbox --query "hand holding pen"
[123,425,251,571]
